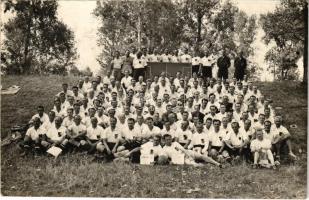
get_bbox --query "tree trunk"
[22,4,33,74]
[196,13,203,53]
[302,2,308,84]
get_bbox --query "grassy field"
[1,75,307,198]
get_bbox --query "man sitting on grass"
[67,115,87,151]
[41,116,68,150]
[29,105,49,126]
[83,117,104,154]
[224,121,250,162]
[115,118,142,163]
[96,117,121,160]
[20,117,45,156]
[250,127,276,169]
[272,116,297,161]
[140,134,165,164]
[208,119,230,163]
[161,134,222,167]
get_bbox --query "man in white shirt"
[191,53,201,75]
[20,117,45,155]
[67,115,87,149]
[29,105,49,126]
[57,83,73,98]
[110,51,123,81]
[133,51,145,81]
[208,119,230,161]
[62,108,74,128]
[41,111,56,133]
[41,116,68,150]
[200,52,215,79]
[250,127,276,169]
[84,117,104,154]
[225,121,250,161]
[272,116,297,161]
[121,70,133,91]
[96,117,121,160]
[140,134,165,164]
[180,49,192,63]
[174,121,192,149]
[161,133,222,167]
[142,117,161,141]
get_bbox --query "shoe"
[272,165,277,170]
[252,164,258,169]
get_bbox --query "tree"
[2,0,78,74]
[94,0,185,71]
[179,0,219,52]
[260,0,307,83]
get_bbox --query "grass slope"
[1,75,307,198]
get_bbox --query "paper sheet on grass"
[47,146,62,157]
[1,85,21,95]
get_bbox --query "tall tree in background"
[260,0,307,83]
[94,0,184,69]
[2,0,77,74]
[179,0,219,52]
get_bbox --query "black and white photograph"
[0,0,307,198]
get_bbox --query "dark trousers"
[234,68,245,81]
[218,67,228,80]
[192,65,200,75]
[133,68,145,81]
[202,66,212,78]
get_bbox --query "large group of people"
[20,48,298,169]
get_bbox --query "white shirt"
[41,120,55,133]
[200,54,216,66]
[190,132,209,148]
[86,126,104,140]
[121,76,133,88]
[180,54,192,63]
[175,128,192,144]
[133,58,145,69]
[62,116,74,128]
[68,123,86,137]
[142,126,161,138]
[30,113,49,124]
[140,141,164,157]
[162,142,186,158]
[25,126,45,140]
[111,57,123,69]
[121,127,140,140]
[46,126,67,142]
[250,138,272,152]
[103,126,122,143]
[263,130,276,143]
[209,129,229,147]
[229,129,248,146]
[192,57,201,66]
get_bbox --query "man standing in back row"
[217,49,231,80]
[234,51,247,81]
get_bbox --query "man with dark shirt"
[234,51,247,81]
[217,50,231,80]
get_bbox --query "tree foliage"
[260,0,307,82]
[2,0,78,75]
[94,0,257,72]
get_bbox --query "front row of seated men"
[20,107,296,169]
